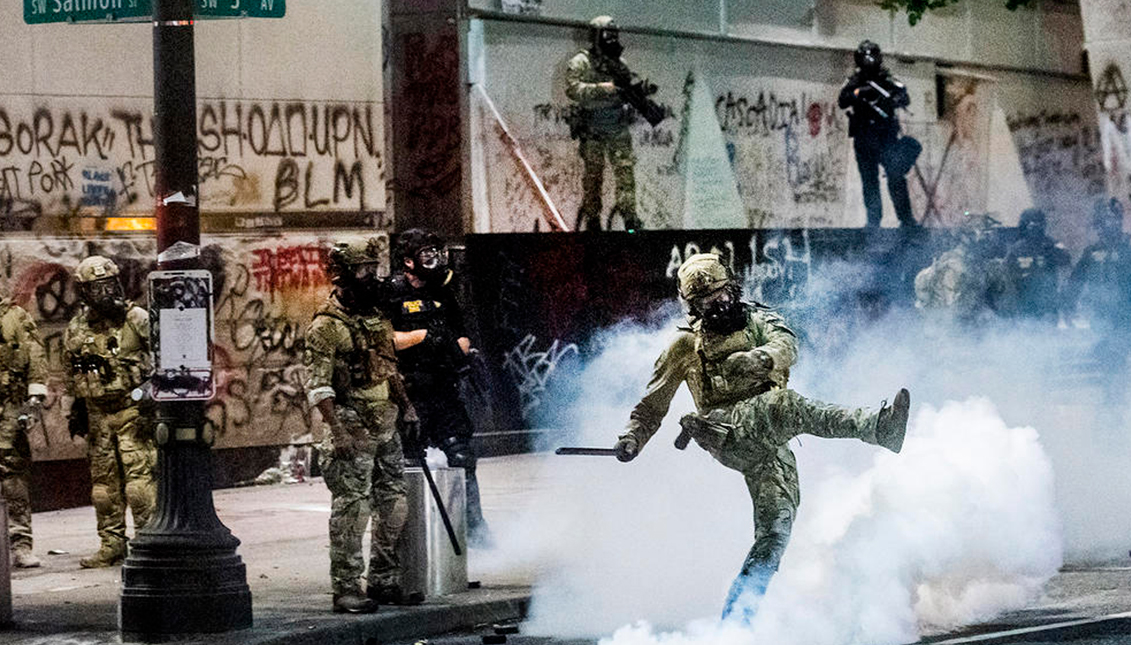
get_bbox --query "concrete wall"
[467,4,1101,250]
[0,230,388,462]
[0,1,386,226]
[1078,0,1131,221]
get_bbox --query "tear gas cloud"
[477,254,1126,643]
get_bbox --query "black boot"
[876,388,911,454]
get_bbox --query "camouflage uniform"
[566,46,639,231]
[63,267,155,567]
[0,298,47,562]
[915,218,1012,324]
[620,254,905,621]
[305,293,408,599]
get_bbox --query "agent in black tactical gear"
[1066,198,1131,405]
[1003,208,1069,321]
[838,40,918,228]
[388,229,492,547]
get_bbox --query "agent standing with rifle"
[0,294,47,569]
[387,229,493,548]
[838,40,919,228]
[305,241,423,613]
[566,15,664,232]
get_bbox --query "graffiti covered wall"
[0,97,384,228]
[0,231,388,461]
[470,19,1102,242]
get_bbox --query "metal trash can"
[0,499,11,625]
[397,466,467,598]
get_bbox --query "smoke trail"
[475,248,1131,641]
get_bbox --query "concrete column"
[387,0,469,239]
[1078,0,1131,210]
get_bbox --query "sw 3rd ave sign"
[25,0,285,24]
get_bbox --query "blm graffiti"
[0,231,388,461]
[0,98,384,229]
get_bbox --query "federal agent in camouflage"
[305,240,421,614]
[63,256,156,569]
[0,296,47,568]
[566,16,645,232]
[914,213,1012,324]
[616,253,910,623]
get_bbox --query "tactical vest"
[68,308,147,401]
[695,314,772,409]
[314,307,397,403]
[0,303,32,401]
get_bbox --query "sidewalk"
[4,455,545,645]
[3,453,1131,645]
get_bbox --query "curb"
[210,590,531,645]
[920,611,1131,644]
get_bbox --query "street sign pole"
[118,0,252,639]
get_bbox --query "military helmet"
[395,228,444,266]
[74,256,120,283]
[855,40,883,71]
[588,15,621,54]
[326,241,376,278]
[677,253,732,301]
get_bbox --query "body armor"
[696,309,776,409]
[64,306,148,402]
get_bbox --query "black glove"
[68,398,89,440]
[399,410,422,453]
[614,435,639,463]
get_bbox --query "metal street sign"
[24,0,285,24]
[25,0,149,24]
[196,0,285,19]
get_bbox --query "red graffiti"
[807,103,823,138]
[250,245,329,296]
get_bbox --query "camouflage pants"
[320,401,407,596]
[577,131,638,231]
[702,388,882,620]
[86,402,157,551]
[0,402,32,551]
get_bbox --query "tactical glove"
[331,430,358,461]
[399,409,422,452]
[68,398,89,440]
[724,348,774,381]
[614,435,639,463]
[679,410,734,453]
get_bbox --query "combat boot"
[11,545,41,568]
[332,593,378,614]
[368,583,424,606]
[79,543,126,569]
[875,388,911,454]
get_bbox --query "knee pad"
[91,484,117,515]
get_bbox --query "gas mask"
[339,261,384,313]
[597,29,624,59]
[694,287,746,334]
[855,41,883,77]
[81,278,126,320]
[413,246,450,283]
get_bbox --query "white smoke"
[475,311,1066,644]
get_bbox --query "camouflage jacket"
[621,303,798,449]
[565,49,634,134]
[304,292,399,408]
[63,303,150,403]
[0,298,47,403]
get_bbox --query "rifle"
[607,61,666,128]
